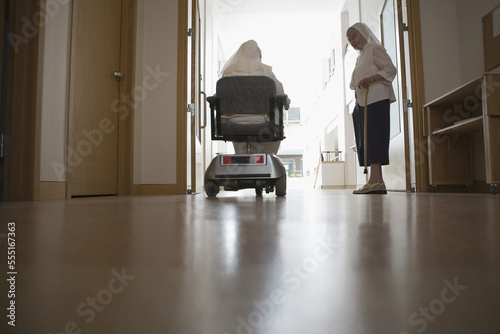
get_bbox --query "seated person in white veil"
[220,40,290,154]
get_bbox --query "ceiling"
[214,0,345,15]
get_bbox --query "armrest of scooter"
[269,95,288,141]
[206,95,222,140]
[276,94,288,110]
[206,95,218,108]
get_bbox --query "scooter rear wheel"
[275,175,286,197]
[205,181,220,197]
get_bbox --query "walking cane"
[363,86,370,174]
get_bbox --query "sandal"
[353,182,387,194]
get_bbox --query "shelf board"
[424,75,483,107]
[432,116,483,136]
[429,179,474,185]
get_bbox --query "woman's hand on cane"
[358,74,384,89]
[358,77,375,89]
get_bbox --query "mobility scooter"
[204,76,288,197]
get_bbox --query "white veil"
[220,39,290,108]
[220,40,268,77]
[348,23,384,48]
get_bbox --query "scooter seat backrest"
[217,76,276,116]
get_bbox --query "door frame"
[66,0,136,198]
[177,0,188,194]
[379,0,428,192]
[395,0,412,191]
[405,0,428,192]
[117,0,137,195]
[1,0,41,201]
[380,0,411,190]
[190,0,205,194]
[177,0,205,195]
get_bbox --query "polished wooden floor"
[1,188,499,334]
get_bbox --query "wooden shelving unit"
[432,117,483,136]
[424,74,500,194]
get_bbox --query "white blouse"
[350,43,397,106]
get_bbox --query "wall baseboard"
[38,183,182,199]
[320,185,352,190]
[133,184,179,196]
[39,182,67,200]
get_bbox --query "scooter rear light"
[221,155,265,165]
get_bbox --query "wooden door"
[68,0,122,196]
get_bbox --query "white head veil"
[221,40,268,77]
[348,23,383,48]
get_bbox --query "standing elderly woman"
[347,23,397,194]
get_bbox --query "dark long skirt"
[352,99,390,167]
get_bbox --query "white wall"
[420,0,462,102]
[420,0,500,103]
[40,0,71,182]
[457,0,500,80]
[340,5,359,187]
[134,0,178,185]
[342,0,360,25]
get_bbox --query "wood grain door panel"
[69,0,122,196]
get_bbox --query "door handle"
[200,91,207,129]
[113,71,124,80]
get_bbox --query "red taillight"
[222,155,264,165]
